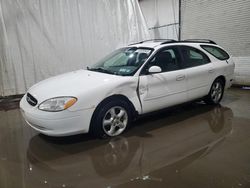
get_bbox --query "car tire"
[90,99,132,138]
[205,78,224,105]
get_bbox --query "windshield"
[88,47,153,76]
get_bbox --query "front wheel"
[90,100,132,138]
[205,79,224,105]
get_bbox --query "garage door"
[181,0,250,85]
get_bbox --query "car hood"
[27,70,121,103]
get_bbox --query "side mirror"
[148,66,162,74]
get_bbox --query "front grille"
[26,93,38,106]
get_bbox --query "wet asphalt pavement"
[0,87,250,188]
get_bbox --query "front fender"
[68,76,142,114]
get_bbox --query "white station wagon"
[20,39,235,138]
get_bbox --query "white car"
[20,39,235,138]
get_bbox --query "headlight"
[38,97,77,112]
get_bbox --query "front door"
[139,46,187,113]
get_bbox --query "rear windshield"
[201,45,230,60]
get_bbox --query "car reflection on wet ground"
[0,87,250,188]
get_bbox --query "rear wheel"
[91,100,132,138]
[205,78,224,105]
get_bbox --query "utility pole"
[178,0,181,41]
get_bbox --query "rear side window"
[201,45,229,60]
[180,46,210,68]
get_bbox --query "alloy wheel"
[211,81,223,103]
[102,106,128,137]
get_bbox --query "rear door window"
[180,46,210,68]
[201,45,229,60]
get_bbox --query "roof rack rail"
[161,39,177,44]
[129,39,176,46]
[183,39,217,44]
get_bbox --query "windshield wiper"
[87,67,114,75]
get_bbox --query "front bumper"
[20,95,95,136]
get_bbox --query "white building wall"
[181,0,250,85]
[139,0,179,40]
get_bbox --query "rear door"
[179,45,215,101]
[138,46,187,113]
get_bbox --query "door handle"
[176,75,185,81]
[208,69,215,73]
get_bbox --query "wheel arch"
[215,75,226,86]
[205,75,226,105]
[89,94,138,133]
[208,75,226,95]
